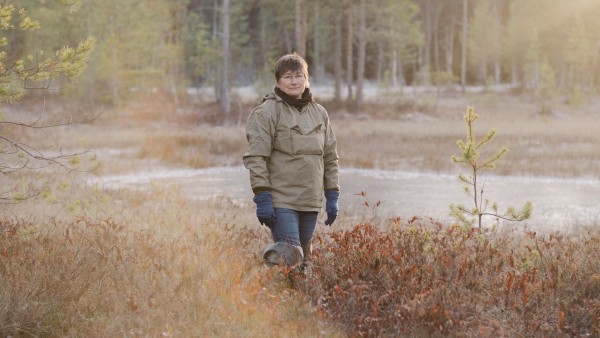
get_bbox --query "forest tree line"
[3,0,600,111]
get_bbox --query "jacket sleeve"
[322,109,340,191]
[243,106,276,194]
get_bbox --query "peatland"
[1,89,599,337]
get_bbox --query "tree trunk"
[346,2,354,102]
[445,18,455,75]
[260,7,267,67]
[295,0,306,57]
[391,50,399,88]
[423,0,432,70]
[168,3,183,107]
[312,3,324,83]
[220,0,230,115]
[376,40,384,84]
[511,56,518,85]
[493,0,501,84]
[432,2,444,72]
[355,0,366,110]
[334,13,343,101]
[110,15,119,106]
[212,0,219,99]
[481,55,488,85]
[461,0,468,91]
[592,39,600,89]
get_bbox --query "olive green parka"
[243,91,340,212]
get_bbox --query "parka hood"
[260,90,280,104]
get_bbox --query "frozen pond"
[88,166,600,231]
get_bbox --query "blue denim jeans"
[272,208,318,250]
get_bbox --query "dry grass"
[134,126,246,169]
[2,90,599,336]
[0,182,344,337]
[10,90,598,179]
[334,115,600,178]
[331,93,600,178]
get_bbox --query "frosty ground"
[87,164,600,232]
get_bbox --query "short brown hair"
[274,53,309,85]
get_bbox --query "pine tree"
[0,1,94,103]
[0,0,96,203]
[450,106,532,228]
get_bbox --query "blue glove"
[253,191,276,228]
[324,189,340,226]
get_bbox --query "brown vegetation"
[293,220,600,337]
[2,91,599,336]
[0,189,343,337]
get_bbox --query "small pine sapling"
[450,106,532,228]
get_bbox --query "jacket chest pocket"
[290,124,324,155]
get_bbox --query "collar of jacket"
[273,86,313,111]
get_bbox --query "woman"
[243,53,340,264]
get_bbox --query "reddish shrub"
[295,219,600,337]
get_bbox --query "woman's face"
[276,69,306,99]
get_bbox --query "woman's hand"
[253,191,276,228]
[324,189,340,226]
